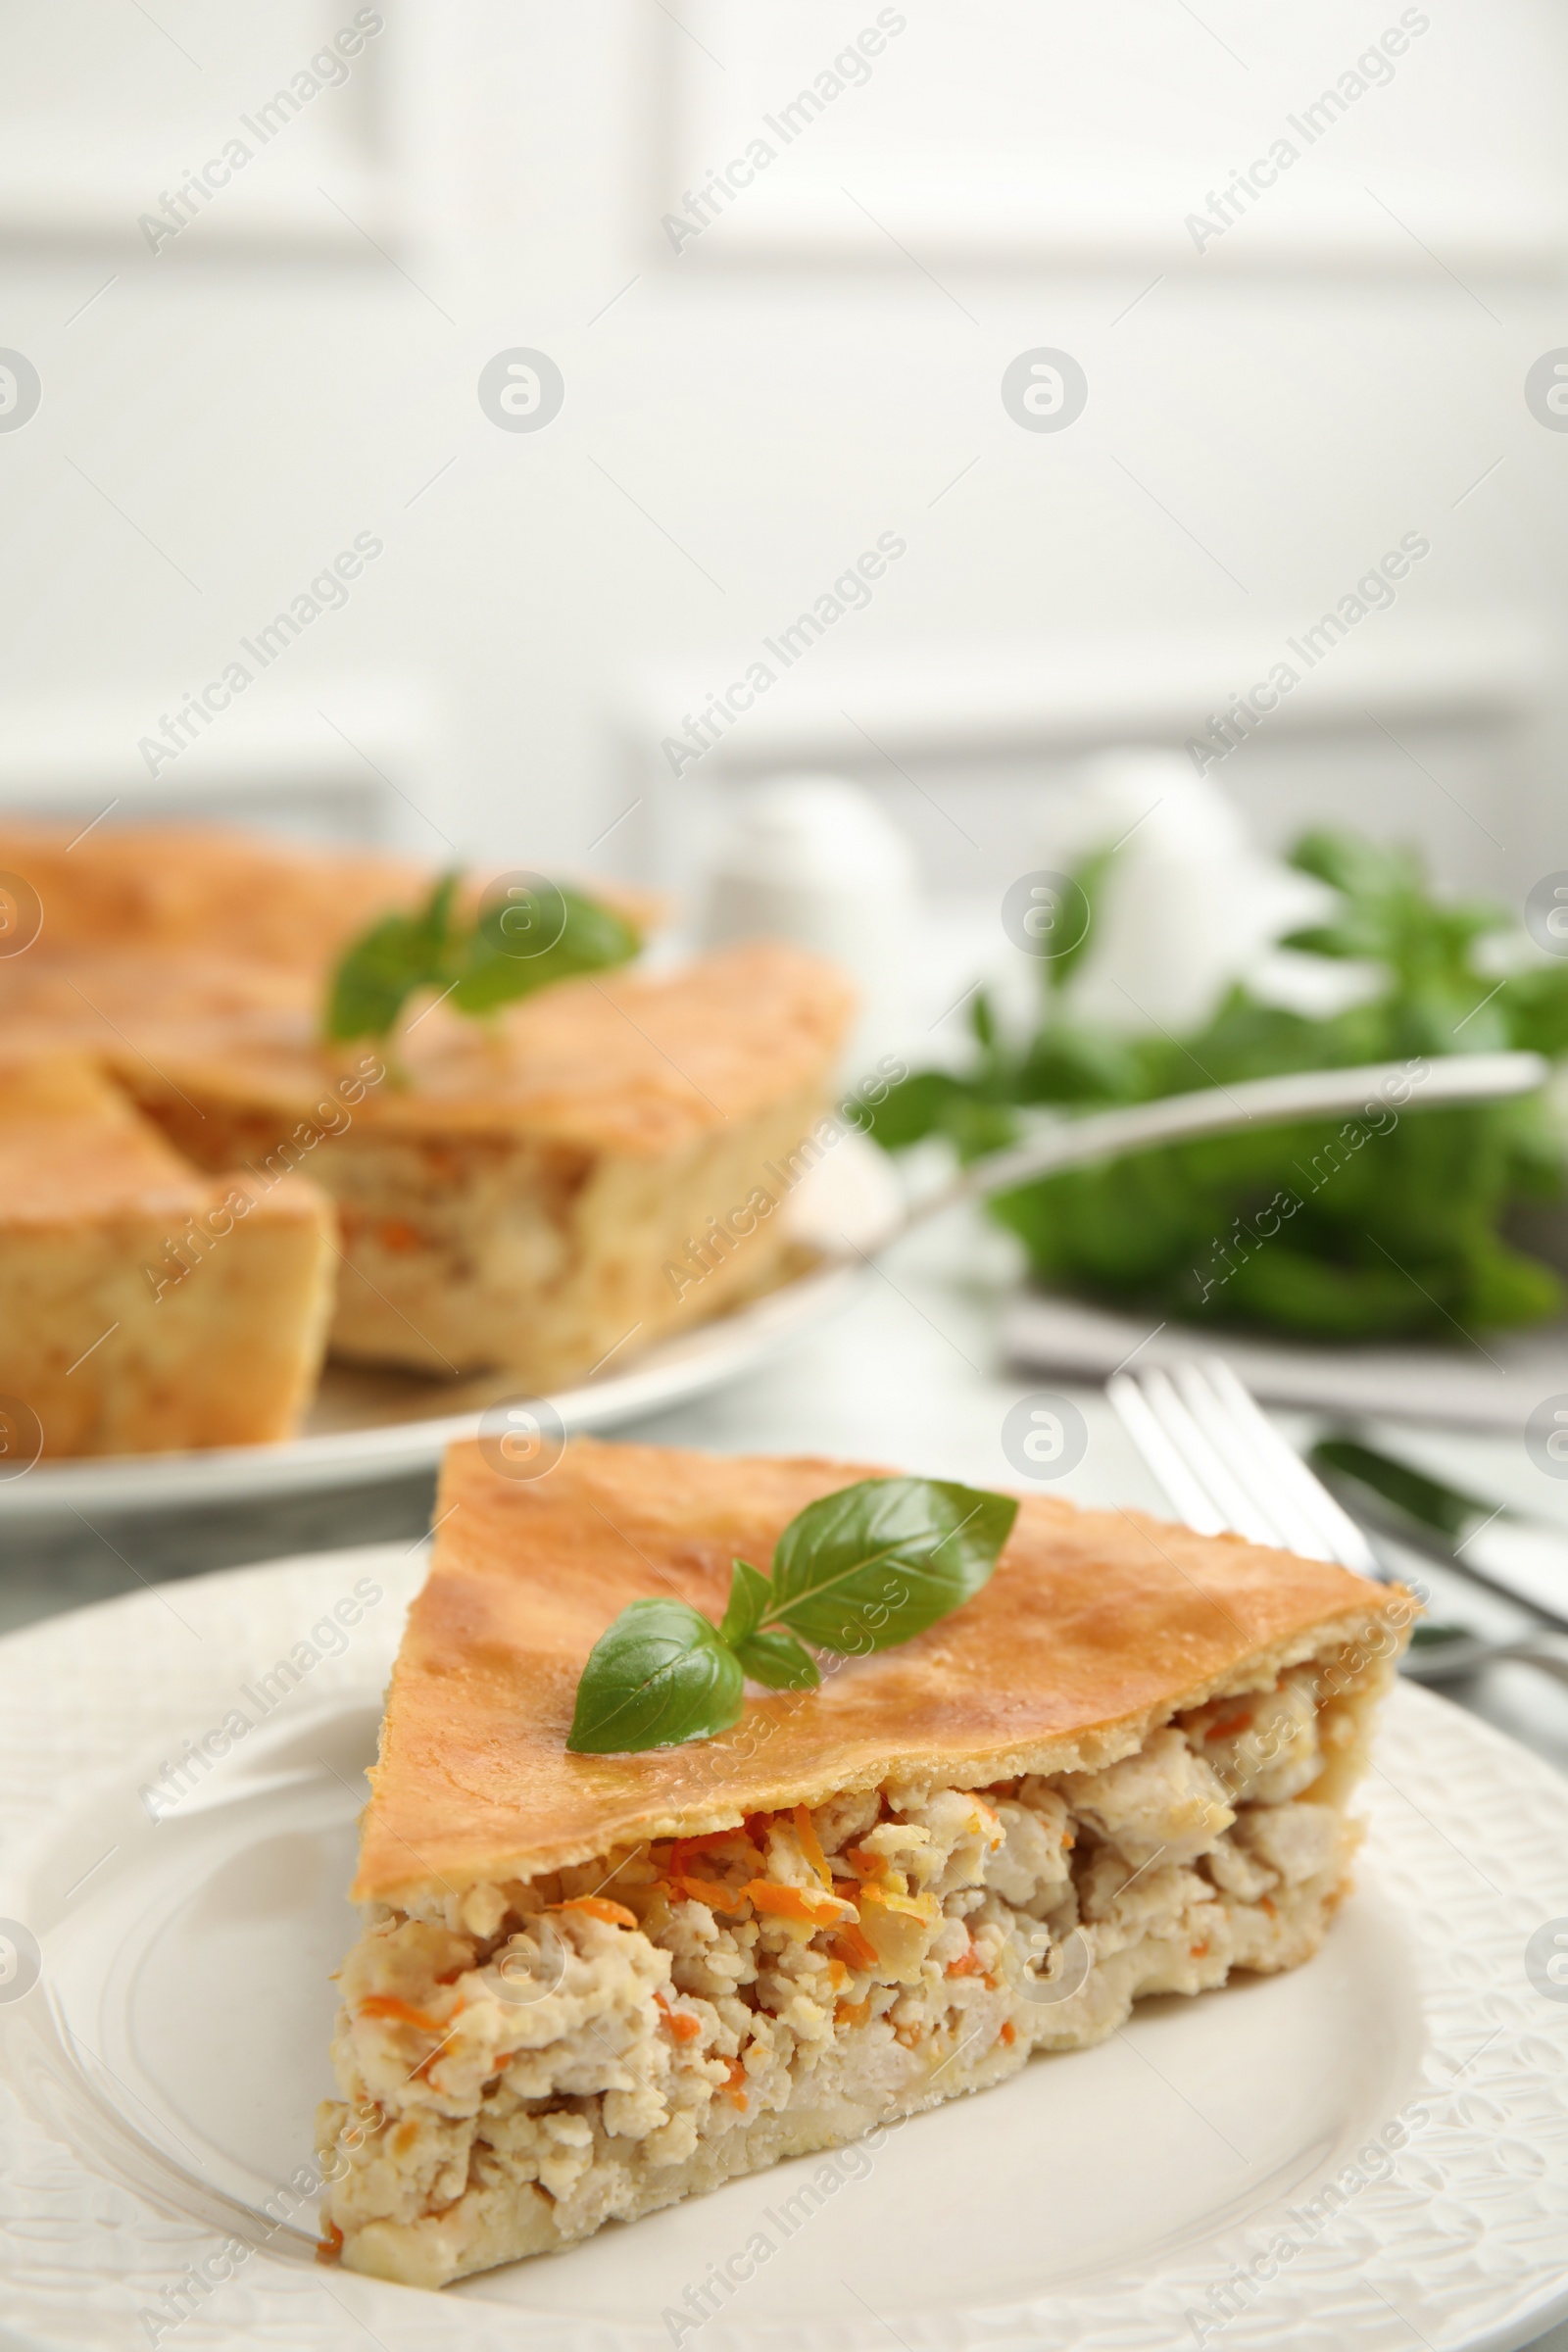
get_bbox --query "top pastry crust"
[0,820,852,1155]
[0,821,661,976]
[353,1436,1407,1904]
[0,820,428,973]
[0,1051,215,1223]
[111,940,856,1155]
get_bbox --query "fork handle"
[924,1051,1548,1212]
[1497,1636,1568,1689]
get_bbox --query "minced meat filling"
[319,1664,1360,2261]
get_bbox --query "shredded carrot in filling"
[793,1804,833,1890]
[859,1885,928,1921]
[722,2057,749,2109]
[999,2020,1016,2045]
[835,1995,872,2028]
[316,2219,344,2263]
[670,1871,747,1912]
[1190,1941,1209,1959]
[828,1923,879,1974]
[1259,1894,1277,1917]
[743,1881,849,1928]
[654,1989,702,2042]
[356,1994,448,2034]
[672,1829,763,1872]
[945,1947,986,1979]
[376,1217,422,1254]
[1204,1710,1254,1742]
[550,1895,639,1928]
[843,1843,885,1882]
[662,1832,762,1912]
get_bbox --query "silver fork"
[1106,1357,1568,1690]
[1107,1357,1378,1569]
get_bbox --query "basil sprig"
[564,1597,744,1755]
[323,871,639,1047]
[566,1476,1018,1754]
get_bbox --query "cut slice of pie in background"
[0,1052,333,1457]
[0,821,855,1396]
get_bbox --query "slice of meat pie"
[120,941,854,1390]
[0,1053,333,1456]
[318,1436,1409,2287]
[0,820,844,1392]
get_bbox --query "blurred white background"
[0,0,1564,914]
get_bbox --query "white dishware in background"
[696,773,920,1074]
[1036,748,1334,1032]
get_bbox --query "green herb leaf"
[731,1628,821,1690]
[720,1560,821,1687]
[323,873,639,1043]
[871,821,1565,1343]
[451,883,639,1016]
[1047,839,1117,995]
[566,1597,743,1753]
[768,1476,1018,1653]
[970,987,998,1052]
[719,1557,771,1647]
[564,1475,1017,1751]
[322,873,459,1043]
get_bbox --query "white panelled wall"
[0,0,1562,910]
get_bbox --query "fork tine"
[1198,1357,1381,1575]
[1106,1373,1228,1535]
[1126,1367,1284,1546]
[1109,1359,1385,1576]
[1169,1361,1330,1561]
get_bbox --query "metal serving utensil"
[894,1051,1547,1227]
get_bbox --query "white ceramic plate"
[1003,1288,1568,1434]
[3,1544,1568,2352]
[0,1133,902,1520]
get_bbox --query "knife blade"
[1310,1435,1568,1635]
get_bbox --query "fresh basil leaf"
[566,1597,743,1753]
[1048,838,1117,995]
[719,1557,771,1647]
[322,873,459,1042]
[732,1628,820,1690]
[768,1476,1019,1653]
[970,987,998,1052]
[858,1068,979,1152]
[452,884,639,1015]
[323,873,637,1041]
